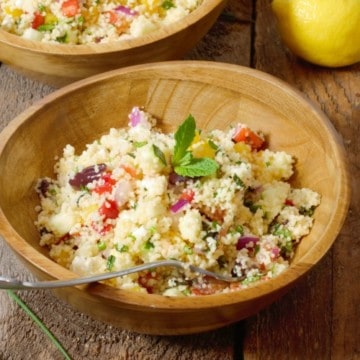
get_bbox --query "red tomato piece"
[99,199,119,220]
[180,189,195,202]
[138,272,158,294]
[32,12,45,29]
[91,221,114,235]
[191,277,228,295]
[104,10,118,24]
[232,125,265,151]
[61,0,79,17]
[285,199,294,206]
[93,172,116,194]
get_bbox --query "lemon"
[271,0,360,67]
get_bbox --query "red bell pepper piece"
[61,0,79,17]
[32,12,45,29]
[232,125,265,151]
[99,199,119,220]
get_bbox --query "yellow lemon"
[271,0,360,67]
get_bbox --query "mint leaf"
[173,115,196,165]
[153,144,167,165]
[174,157,218,177]
[178,151,193,166]
[172,114,219,178]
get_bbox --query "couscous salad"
[0,0,203,44]
[35,107,320,296]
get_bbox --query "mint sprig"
[172,115,219,177]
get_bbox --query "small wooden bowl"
[0,0,226,87]
[0,61,350,335]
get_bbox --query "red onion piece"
[271,247,280,258]
[129,107,141,127]
[168,172,188,185]
[170,198,189,213]
[236,235,259,250]
[115,5,138,16]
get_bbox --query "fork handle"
[0,260,186,290]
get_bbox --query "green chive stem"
[6,290,72,360]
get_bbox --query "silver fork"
[0,259,243,290]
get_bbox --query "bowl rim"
[0,0,225,55]
[0,60,351,310]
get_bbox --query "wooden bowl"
[0,0,226,87]
[0,61,350,335]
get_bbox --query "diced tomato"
[232,125,265,151]
[61,0,79,17]
[191,277,228,295]
[32,12,45,29]
[180,189,195,202]
[121,164,138,178]
[138,272,158,294]
[93,172,116,194]
[91,221,114,235]
[99,199,119,220]
[104,10,118,24]
[54,233,70,245]
[285,199,294,206]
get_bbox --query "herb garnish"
[161,0,175,10]
[153,144,167,165]
[172,115,219,177]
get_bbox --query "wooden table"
[0,1,359,359]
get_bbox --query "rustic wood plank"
[0,0,253,358]
[242,1,360,359]
[186,0,253,66]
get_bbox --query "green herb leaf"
[97,241,106,251]
[152,144,167,165]
[233,174,245,188]
[173,115,196,165]
[161,0,175,10]
[134,141,148,148]
[208,139,218,150]
[144,239,155,250]
[38,24,56,32]
[172,115,219,178]
[299,205,316,217]
[56,33,68,43]
[116,243,129,252]
[174,157,218,177]
[106,255,116,270]
[178,151,193,166]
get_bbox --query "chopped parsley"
[162,0,175,9]
[106,255,116,270]
[153,144,167,165]
[115,244,129,253]
[144,239,155,250]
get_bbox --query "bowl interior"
[0,61,350,307]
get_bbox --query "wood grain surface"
[0,0,359,359]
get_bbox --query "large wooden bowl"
[0,61,350,335]
[0,0,226,87]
